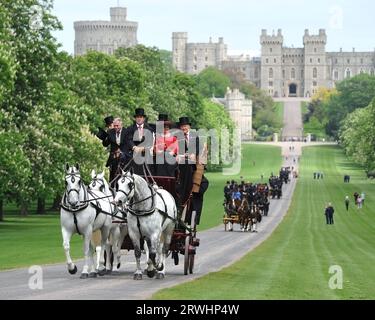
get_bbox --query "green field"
[0,144,281,270]
[153,145,375,299]
[274,102,284,126]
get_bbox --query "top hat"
[96,127,108,141]
[157,114,173,127]
[104,116,114,126]
[134,108,147,117]
[178,116,191,126]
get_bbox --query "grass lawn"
[0,144,281,270]
[153,145,375,299]
[274,102,284,130]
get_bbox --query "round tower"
[172,32,188,72]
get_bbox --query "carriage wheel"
[224,221,227,231]
[184,235,190,275]
[189,254,195,274]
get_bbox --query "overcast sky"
[52,0,375,56]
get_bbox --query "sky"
[52,0,375,56]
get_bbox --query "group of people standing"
[313,172,324,179]
[95,108,209,225]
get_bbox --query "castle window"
[194,65,197,71]
[269,81,273,87]
[310,58,313,63]
[318,58,321,63]
[335,59,338,64]
[274,58,276,63]
[292,59,294,63]
[205,56,208,61]
[314,48,317,53]
[313,81,317,86]
[345,68,351,78]
[194,56,197,62]
[301,70,304,78]
[360,68,365,74]
[361,58,364,64]
[347,59,350,64]
[313,67,318,78]
[269,68,273,78]
[266,58,269,63]
[270,48,272,53]
[291,68,296,79]
[334,70,339,80]
[254,68,259,78]
[282,70,285,79]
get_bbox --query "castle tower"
[303,29,327,97]
[172,32,188,72]
[74,7,138,56]
[260,29,283,97]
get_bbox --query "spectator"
[325,203,335,224]
[357,196,363,209]
[361,192,366,205]
[354,192,359,203]
[345,196,350,211]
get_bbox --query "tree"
[195,67,231,98]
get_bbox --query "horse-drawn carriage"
[60,163,202,280]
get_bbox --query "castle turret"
[303,29,327,97]
[172,32,188,72]
[260,29,283,97]
[110,7,127,22]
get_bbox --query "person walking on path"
[325,203,335,224]
[345,196,350,211]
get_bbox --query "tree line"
[0,0,234,219]
[303,74,375,172]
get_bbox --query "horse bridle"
[89,176,105,192]
[65,173,82,203]
[117,175,135,200]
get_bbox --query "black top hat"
[134,108,146,117]
[158,114,169,121]
[104,116,114,126]
[96,127,108,141]
[178,116,191,126]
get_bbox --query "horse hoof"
[105,269,112,275]
[98,269,106,276]
[134,273,142,280]
[147,269,156,278]
[156,273,165,280]
[80,273,89,279]
[156,263,164,272]
[88,272,97,278]
[68,265,77,275]
[117,263,121,269]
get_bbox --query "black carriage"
[120,175,199,275]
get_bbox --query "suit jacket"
[102,128,129,166]
[126,122,155,151]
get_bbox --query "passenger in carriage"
[126,108,155,175]
[154,114,178,177]
[102,117,130,188]
[224,181,231,204]
[176,116,209,226]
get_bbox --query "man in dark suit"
[102,117,130,187]
[126,108,155,175]
[176,116,209,226]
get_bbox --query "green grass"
[301,101,308,115]
[274,102,284,131]
[200,144,281,230]
[153,145,375,299]
[0,215,83,270]
[0,144,281,270]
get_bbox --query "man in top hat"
[176,116,209,226]
[96,115,114,141]
[126,108,155,175]
[154,114,178,177]
[102,117,130,187]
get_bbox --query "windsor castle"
[172,29,375,98]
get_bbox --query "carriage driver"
[176,116,209,226]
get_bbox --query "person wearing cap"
[176,116,209,226]
[154,114,178,177]
[126,108,155,175]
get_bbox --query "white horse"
[60,164,112,278]
[88,170,128,273]
[114,169,177,280]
